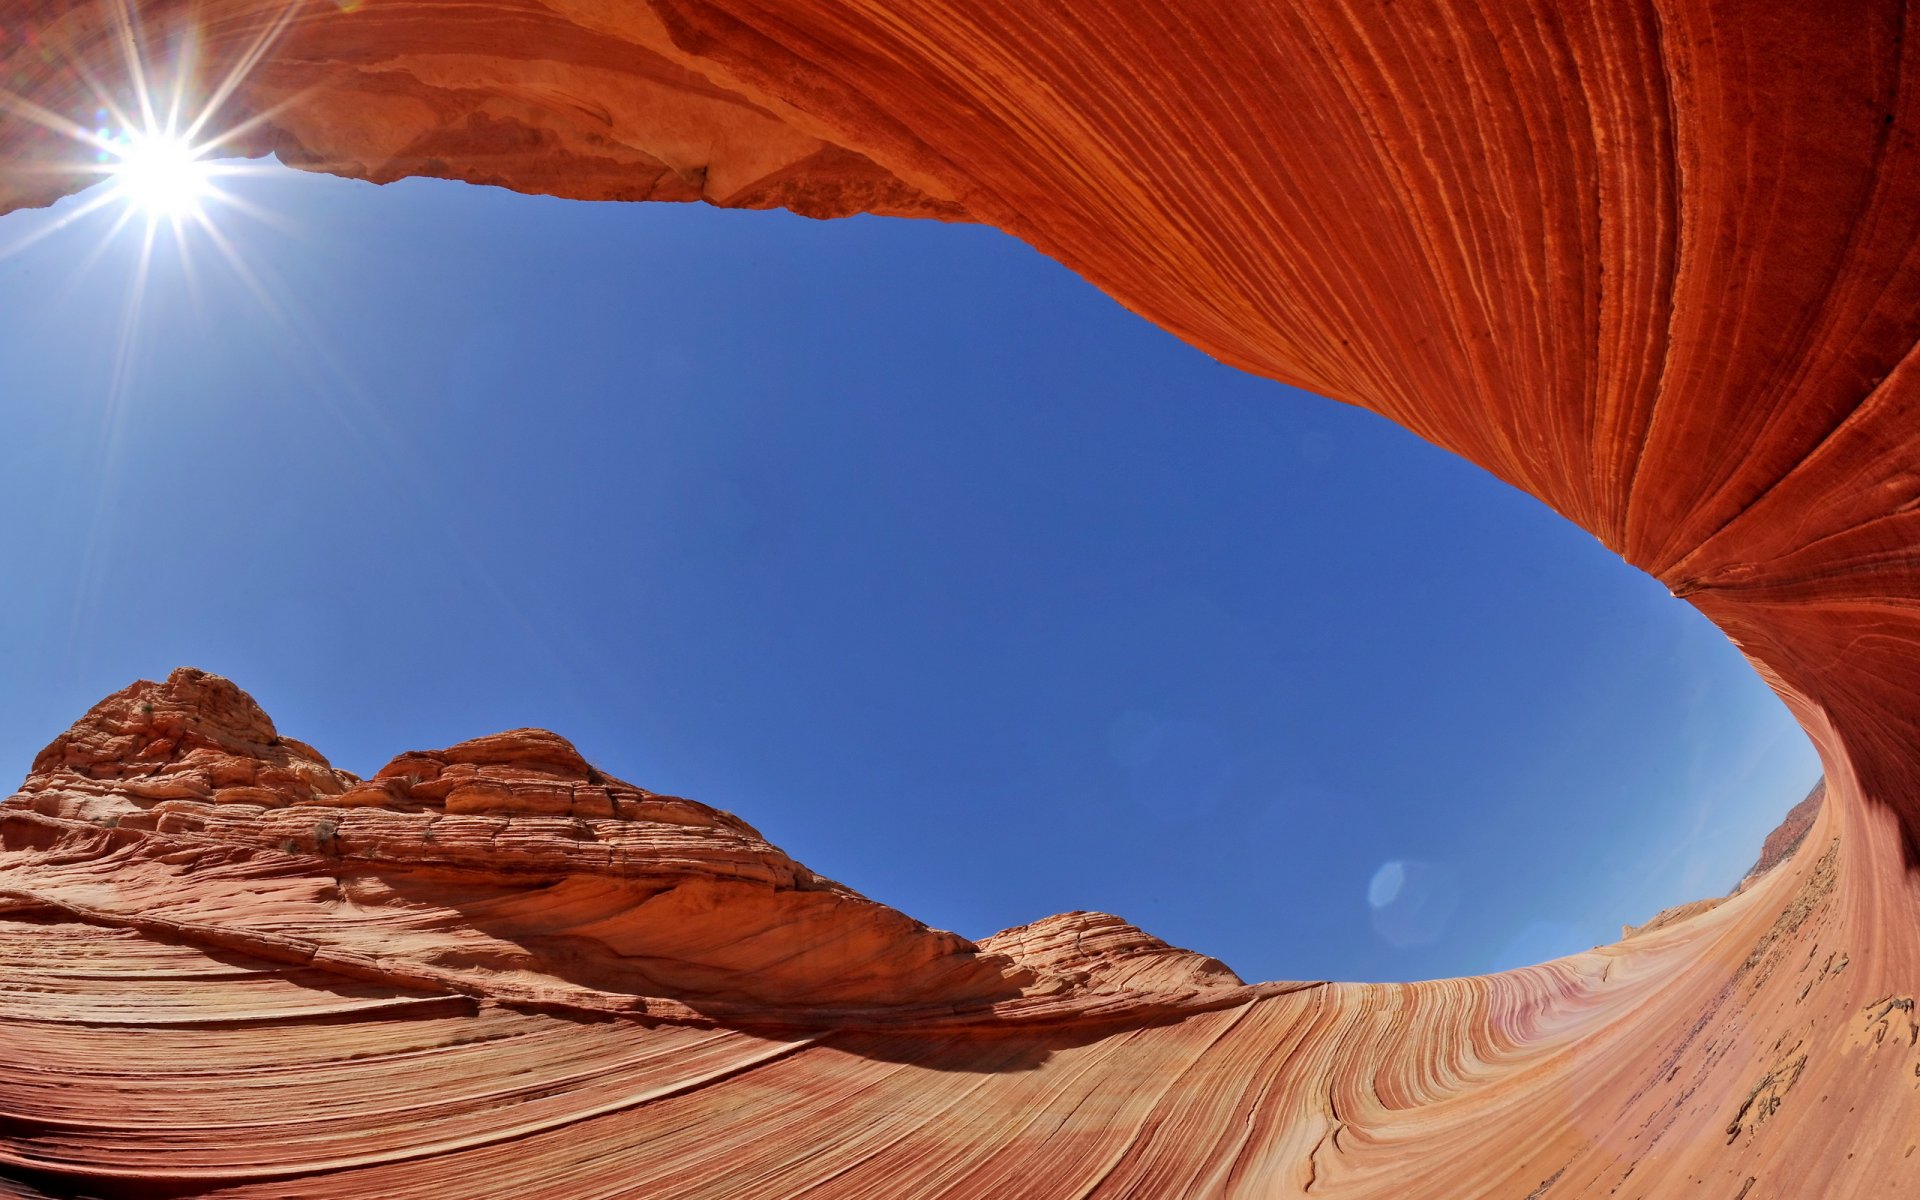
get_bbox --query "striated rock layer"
[0,670,1905,1199]
[2,0,1918,1195]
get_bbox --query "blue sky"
[0,162,1819,984]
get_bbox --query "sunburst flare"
[103,125,217,219]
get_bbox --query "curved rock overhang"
[1,1,1916,1197]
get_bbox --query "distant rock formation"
[1741,781,1826,887]
[3,0,1918,1194]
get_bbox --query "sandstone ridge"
[2,668,1260,1029]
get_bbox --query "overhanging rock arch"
[1,1,1917,1196]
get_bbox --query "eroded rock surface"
[0,0,966,219]
[0,670,1909,1198]
[3,0,1919,1195]
[4,669,1067,1022]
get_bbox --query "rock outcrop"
[1740,781,1827,888]
[5,670,1047,1023]
[2,0,1918,1195]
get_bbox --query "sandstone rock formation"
[0,670,1890,1198]
[1741,782,1825,887]
[2,0,1917,1195]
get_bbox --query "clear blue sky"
[0,161,1819,984]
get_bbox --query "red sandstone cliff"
[3,0,1918,1195]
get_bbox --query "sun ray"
[3,1,572,687]
[55,203,140,294]
[64,204,160,659]
[0,0,309,231]
[0,0,331,668]
[198,86,318,157]
[0,187,124,266]
[172,207,220,324]
[55,16,152,139]
[107,0,161,137]
[182,0,306,146]
[0,88,119,157]
[191,177,304,239]
[192,200,314,346]
[162,36,191,138]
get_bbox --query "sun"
[106,128,216,220]
[0,0,313,235]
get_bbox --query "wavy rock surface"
[0,670,1905,1199]
[2,0,1918,1195]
